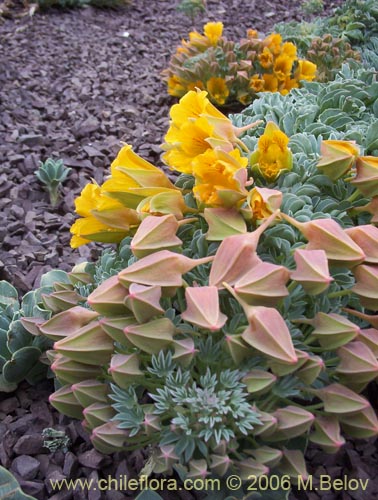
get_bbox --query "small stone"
[88,470,101,500]
[45,470,67,495]
[12,455,40,480]
[63,452,78,478]
[19,480,46,499]
[14,434,46,455]
[0,396,19,414]
[19,134,45,147]
[77,449,110,469]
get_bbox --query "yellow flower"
[281,76,299,95]
[70,184,138,248]
[295,60,317,81]
[168,89,224,129]
[248,186,283,220]
[250,122,293,182]
[262,73,279,92]
[193,148,248,208]
[206,77,230,106]
[247,29,259,39]
[264,33,283,56]
[250,75,265,92]
[167,75,187,97]
[259,47,273,69]
[187,80,205,92]
[203,21,223,45]
[281,42,297,61]
[273,54,293,81]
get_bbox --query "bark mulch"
[2,1,377,500]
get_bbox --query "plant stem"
[346,190,361,203]
[327,289,353,299]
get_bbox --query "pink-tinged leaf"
[118,250,213,288]
[351,156,378,197]
[108,353,144,389]
[241,306,297,364]
[181,286,227,331]
[291,249,333,295]
[49,385,83,420]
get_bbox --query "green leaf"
[2,346,41,384]
[40,270,70,288]
[0,281,19,308]
[0,466,36,499]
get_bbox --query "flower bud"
[250,446,282,468]
[309,312,360,350]
[336,340,378,384]
[296,355,325,385]
[345,225,378,264]
[99,316,136,345]
[358,328,378,356]
[242,370,277,395]
[209,211,279,288]
[234,261,289,306]
[248,186,283,221]
[237,458,269,480]
[108,353,144,389]
[352,264,378,310]
[49,385,83,420]
[281,214,365,268]
[204,207,247,241]
[317,140,359,180]
[351,156,378,197]
[130,214,182,258]
[339,406,378,439]
[268,349,309,376]
[42,290,83,313]
[241,306,297,364]
[224,334,251,364]
[119,250,213,288]
[252,411,278,437]
[172,337,198,367]
[87,275,129,315]
[278,449,308,482]
[83,403,115,430]
[315,383,370,414]
[153,445,179,475]
[124,283,164,323]
[187,459,209,480]
[90,422,128,454]
[210,454,233,477]
[181,286,227,331]
[268,406,315,440]
[309,416,345,453]
[124,317,176,354]
[51,355,102,385]
[54,322,113,366]
[71,380,109,407]
[39,306,99,342]
[290,249,333,295]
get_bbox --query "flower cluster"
[71,90,293,248]
[163,23,317,107]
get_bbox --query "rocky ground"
[2,1,378,499]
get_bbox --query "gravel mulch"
[2,2,378,500]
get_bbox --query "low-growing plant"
[25,86,378,493]
[35,158,71,207]
[176,0,206,24]
[163,22,317,107]
[0,270,70,393]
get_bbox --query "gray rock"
[12,455,40,480]
[45,470,67,495]
[63,452,79,478]
[0,396,19,414]
[19,480,46,500]
[77,449,111,469]
[14,434,46,455]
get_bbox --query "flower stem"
[327,289,353,299]
[346,190,361,203]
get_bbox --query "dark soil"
[2,1,378,500]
